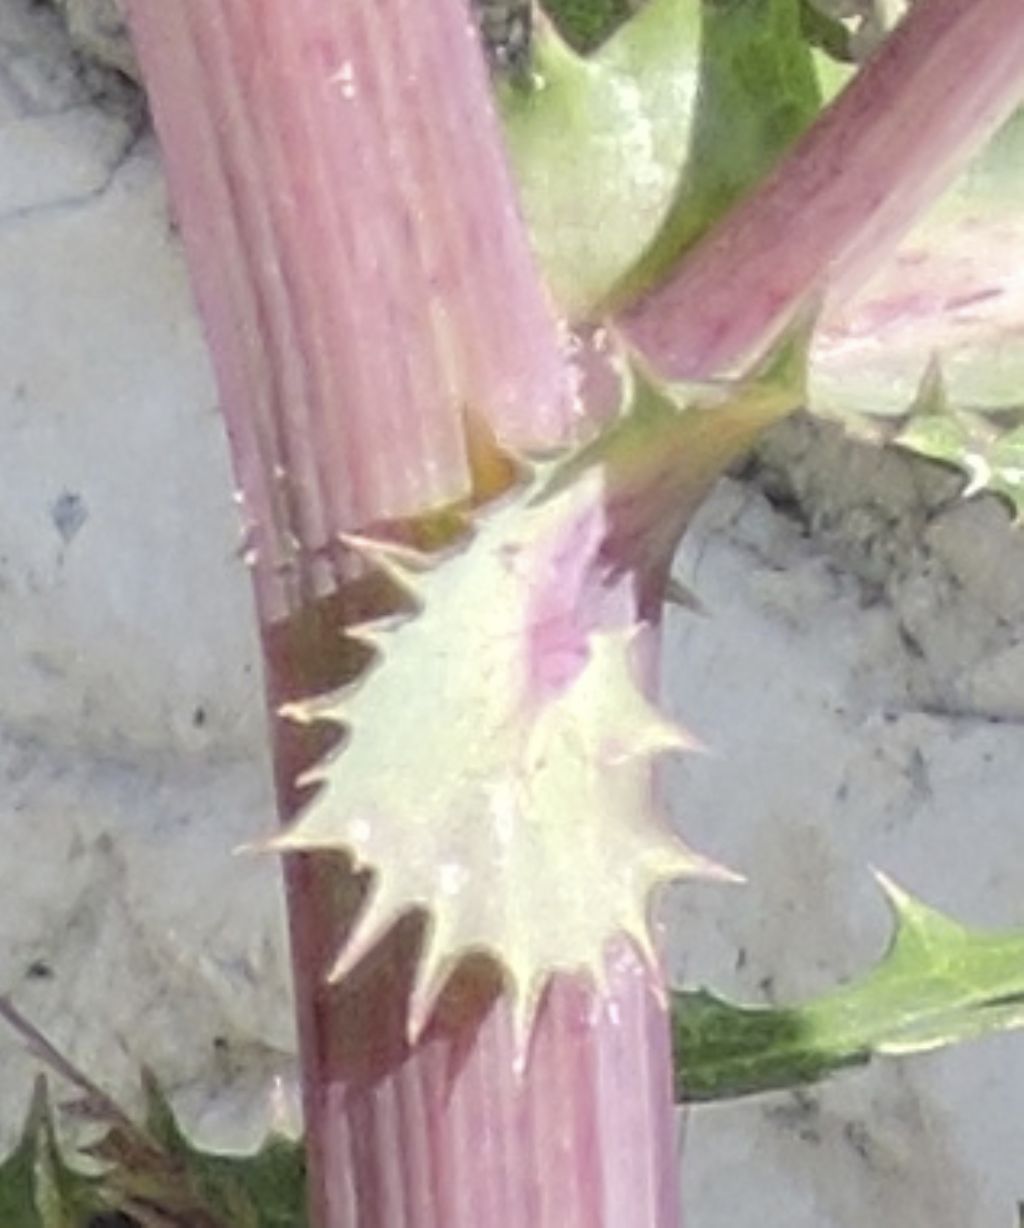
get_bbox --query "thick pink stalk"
[126,0,575,620]
[123,1,680,1226]
[624,0,1024,379]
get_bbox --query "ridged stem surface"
[123,1,681,1225]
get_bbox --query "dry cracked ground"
[1,2,1023,1225]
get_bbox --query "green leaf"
[893,362,1024,520]
[0,1083,50,1228]
[543,0,637,50]
[797,0,855,63]
[0,1074,306,1228]
[0,998,306,1228]
[616,0,823,307]
[501,0,701,318]
[502,0,822,319]
[0,1078,101,1228]
[141,1073,306,1228]
[672,874,1024,1102]
[0,1081,307,1228]
[85,1071,307,1228]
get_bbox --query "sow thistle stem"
[623,0,1024,378]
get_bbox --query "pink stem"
[122,0,680,1225]
[623,0,1024,379]
[125,0,575,620]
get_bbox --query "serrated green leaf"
[0,1080,62,1228]
[1,999,305,1228]
[672,874,1024,1102]
[0,1078,101,1228]
[140,1074,305,1228]
[0,1071,307,1228]
[501,0,702,318]
[503,0,822,318]
[83,1072,306,1228]
[893,363,1024,518]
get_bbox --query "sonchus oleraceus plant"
[4,1,1023,1226]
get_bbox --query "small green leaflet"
[0,1075,306,1228]
[0,1078,102,1228]
[0,998,305,1228]
[671,873,1024,1102]
[87,1071,306,1228]
[894,362,1024,520]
